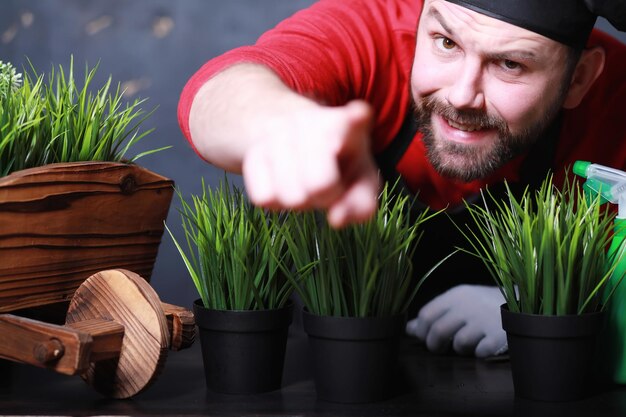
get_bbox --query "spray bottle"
[573,160,626,384]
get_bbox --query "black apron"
[374,112,561,317]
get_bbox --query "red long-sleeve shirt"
[178,0,626,209]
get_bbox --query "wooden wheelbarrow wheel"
[0,268,194,399]
[65,269,170,399]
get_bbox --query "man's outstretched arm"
[188,63,380,228]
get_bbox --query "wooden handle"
[0,314,125,375]
[0,314,91,375]
[162,302,196,351]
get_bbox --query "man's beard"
[414,96,561,182]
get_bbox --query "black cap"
[444,0,626,49]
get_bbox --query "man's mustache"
[415,96,508,133]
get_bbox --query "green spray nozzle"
[573,160,592,177]
[573,160,626,219]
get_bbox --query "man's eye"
[503,60,520,70]
[440,37,456,50]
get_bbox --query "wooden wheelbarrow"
[0,162,195,399]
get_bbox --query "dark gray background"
[0,1,623,309]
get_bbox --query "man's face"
[411,0,574,181]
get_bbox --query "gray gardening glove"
[405,285,508,358]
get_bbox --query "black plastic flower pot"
[193,299,293,394]
[501,304,604,402]
[302,309,405,403]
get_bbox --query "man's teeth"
[446,118,481,132]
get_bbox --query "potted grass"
[167,178,294,394]
[0,59,195,399]
[281,184,451,403]
[0,58,172,314]
[458,173,622,402]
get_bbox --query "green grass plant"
[282,183,452,317]
[458,173,622,315]
[167,178,293,311]
[0,58,165,177]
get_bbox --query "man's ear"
[563,46,606,109]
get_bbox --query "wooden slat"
[0,188,170,235]
[0,162,173,312]
[0,246,159,282]
[0,233,162,248]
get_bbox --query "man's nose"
[446,60,485,110]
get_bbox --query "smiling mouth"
[445,117,485,132]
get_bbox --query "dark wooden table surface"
[2,328,626,416]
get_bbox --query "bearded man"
[178,0,626,358]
